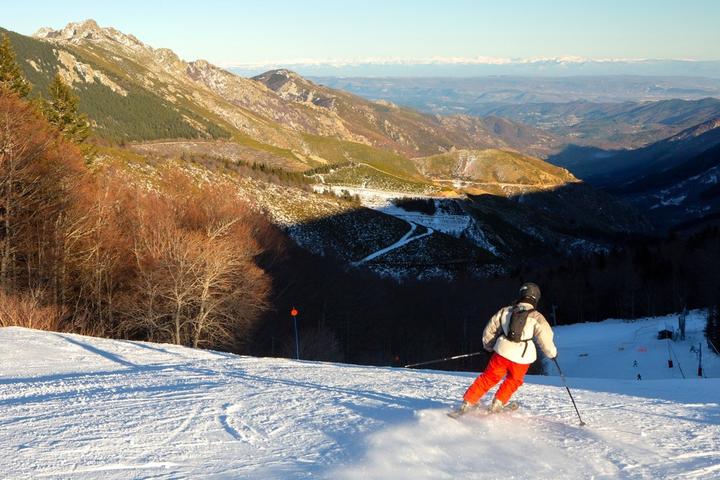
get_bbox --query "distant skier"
[456,282,558,415]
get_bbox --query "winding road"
[352,220,434,265]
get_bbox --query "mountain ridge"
[32,20,560,160]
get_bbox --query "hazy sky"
[3,0,719,66]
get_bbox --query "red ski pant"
[463,353,530,405]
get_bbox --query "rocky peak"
[253,69,336,110]
[34,19,148,53]
[33,19,196,79]
[186,59,228,87]
[187,59,214,74]
[253,69,303,91]
[154,48,185,71]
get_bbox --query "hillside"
[304,147,651,262]
[1,318,718,478]
[2,21,424,180]
[616,143,720,231]
[93,150,500,279]
[253,69,561,158]
[485,98,720,149]
[415,149,577,195]
[5,20,564,192]
[11,20,557,172]
[599,118,720,187]
[1,25,230,142]
[547,118,720,230]
[550,117,720,182]
[461,184,652,260]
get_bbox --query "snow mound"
[0,323,719,479]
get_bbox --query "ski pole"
[553,358,587,427]
[404,351,485,369]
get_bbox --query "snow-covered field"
[1,312,719,479]
[548,311,719,380]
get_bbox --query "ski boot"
[448,400,475,418]
[488,398,504,413]
[488,398,520,414]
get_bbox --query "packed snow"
[547,310,719,380]
[1,311,719,479]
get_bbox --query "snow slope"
[1,320,719,479]
[547,310,720,380]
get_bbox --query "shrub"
[0,291,65,330]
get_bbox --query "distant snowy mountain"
[1,311,718,478]
[229,58,720,79]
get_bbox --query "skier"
[455,282,558,415]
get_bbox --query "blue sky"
[3,0,719,66]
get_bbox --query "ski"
[447,401,519,419]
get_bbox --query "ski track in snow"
[353,220,434,265]
[1,312,719,479]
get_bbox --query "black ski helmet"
[519,282,541,306]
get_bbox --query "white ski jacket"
[482,302,557,364]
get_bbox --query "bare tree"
[118,176,270,348]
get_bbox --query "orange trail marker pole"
[291,308,300,360]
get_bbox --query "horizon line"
[220,56,720,70]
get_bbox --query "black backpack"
[503,306,535,356]
[506,306,534,342]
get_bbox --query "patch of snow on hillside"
[380,204,470,237]
[312,185,477,238]
[659,194,687,207]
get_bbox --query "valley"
[1,19,660,280]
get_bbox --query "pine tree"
[0,33,31,98]
[43,74,92,153]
